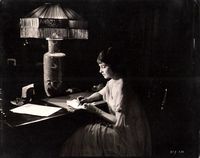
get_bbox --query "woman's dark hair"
[97,47,126,76]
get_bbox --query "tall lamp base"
[43,38,66,97]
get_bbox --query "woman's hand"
[83,103,117,124]
[77,92,102,105]
[83,103,98,113]
[77,96,88,104]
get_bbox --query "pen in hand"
[77,99,82,107]
[77,96,89,108]
[77,96,84,107]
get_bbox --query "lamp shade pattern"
[20,3,88,39]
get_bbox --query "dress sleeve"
[98,82,109,101]
[114,83,128,128]
[98,85,107,96]
[115,82,125,112]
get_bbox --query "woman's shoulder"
[109,78,124,87]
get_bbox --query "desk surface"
[5,91,93,128]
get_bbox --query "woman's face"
[98,62,114,79]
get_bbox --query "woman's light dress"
[60,78,151,157]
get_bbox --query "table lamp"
[20,3,88,97]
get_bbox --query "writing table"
[4,91,106,128]
[4,92,85,127]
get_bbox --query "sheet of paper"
[42,92,91,109]
[66,99,86,109]
[10,103,62,117]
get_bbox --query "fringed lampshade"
[20,3,88,97]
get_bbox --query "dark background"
[0,0,199,157]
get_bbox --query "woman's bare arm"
[79,92,102,103]
[80,92,117,124]
[87,92,102,102]
[84,103,117,124]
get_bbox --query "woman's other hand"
[83,103,98,113]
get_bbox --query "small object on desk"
[21,83,35,99]
[91,83,104,92]
[10,103,62,117]
[65,88,81,94]
[10,84,35,106]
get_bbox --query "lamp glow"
[20,3,88,97]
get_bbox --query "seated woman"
[60,47,152,157]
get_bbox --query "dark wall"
[0,0,198,157]
[0,0,194,89]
